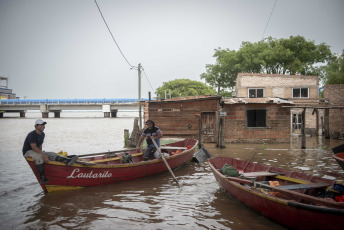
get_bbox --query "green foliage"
[155,79,216,99]
[201,36,333,89]
[322,51,344,85]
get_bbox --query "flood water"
[0,112,343,229]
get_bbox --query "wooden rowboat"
[209,156,344,230]
[332,144,344,171]
[333,153,344,171]
[26,138,198,193]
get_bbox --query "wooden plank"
[278,182,331,190]
[242,171,278,178]
[274,175,311,184]
[90,153,143,163]
[160,146,187,150]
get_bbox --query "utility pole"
[138,63,142,130]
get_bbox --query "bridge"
[0,98,147,118]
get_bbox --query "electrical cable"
[94,0,134,68]
[94,0,154,92]
[262,0,277,39]
[142,67,155,92]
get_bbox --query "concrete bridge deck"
[0,98,143,118]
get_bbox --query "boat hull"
[333,152,344,171]
[209,157,344,230]
[27,139,198,193]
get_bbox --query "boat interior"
[210,157,344,208]
[77,138,196,165]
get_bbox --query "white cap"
[35,119,47,125]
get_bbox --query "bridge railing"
[0,98,149,105]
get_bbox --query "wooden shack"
[144,96,220,142]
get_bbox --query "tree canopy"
[155,79,216,99]
[322,50,344,85]
[201,36,333,94]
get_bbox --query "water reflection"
[4,135,344,230]
[21,162,287,229]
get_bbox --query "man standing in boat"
[137,119,163,161]
[22,119,78,184]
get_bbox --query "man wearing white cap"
[22,119,78,184]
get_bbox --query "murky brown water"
[1,113,343,229]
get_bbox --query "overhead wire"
[142,67,155,92]
[94,0,155,93]
[94,0,134,68]
[262,0,277,39]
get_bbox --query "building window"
[292,88,309,98]
[248,88,264,98]
[247,109,266,127]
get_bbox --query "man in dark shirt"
[23,119,78,184]
[136,119,163,161]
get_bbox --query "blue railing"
[0,98,149,105]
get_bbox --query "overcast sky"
[0,0,343,99]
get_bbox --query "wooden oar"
[240,152,257,173]
[152,139,180,187]
[77,148,137,158]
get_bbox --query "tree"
[322,51,344,85]
[200,49,237,96]
[201,36,333,89]
[155,79,216,99]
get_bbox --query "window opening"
[247,109,266,127]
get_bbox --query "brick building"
[144,96,293,144]
[221,98,293,143]
[235,73,321,135]
[324,84,344,138]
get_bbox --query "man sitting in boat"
[22,119,78,184]
[136,119,163,161]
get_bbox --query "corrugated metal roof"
[222,97,294,105]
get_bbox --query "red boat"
[333,153,344,171]
[209,156,344,230]
[332,144,344,171]
[26,138,198,193]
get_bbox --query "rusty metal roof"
[222,97,294,105]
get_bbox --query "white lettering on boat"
[67,168,112,179]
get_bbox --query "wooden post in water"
[124,129,129,147]
[315,109,319,136]
[301,108,306,149]
[198,114,202,149]
[324,108,330,138]
[218,116,226,148]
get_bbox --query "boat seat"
[277,182,331,190]
[90,153,143,163]
[160,146,187,150]
[242,171,279,178]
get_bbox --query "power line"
[262,0,277,39]
[94,0,134,68]
[142,67,155,93]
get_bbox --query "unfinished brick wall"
[236,73,319,99]
[222,103,291,143]
[324,84,344,136]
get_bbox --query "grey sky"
[0,0,343,99]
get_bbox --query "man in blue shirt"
[136,119,163,161]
